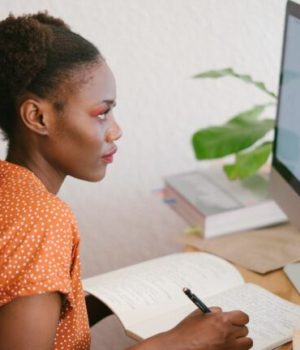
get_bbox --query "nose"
[106,117,122,143]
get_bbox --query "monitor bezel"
[272,0,300,197]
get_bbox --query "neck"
[6,146,65,195]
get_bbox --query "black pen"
[183,287,211,314]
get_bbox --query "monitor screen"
[274,13,300,193]
[270,1,300,228]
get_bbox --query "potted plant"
[192,68,277,180]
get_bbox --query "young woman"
[0,13,253,350]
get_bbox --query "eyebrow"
[102,99,117,107]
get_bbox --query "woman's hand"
[129,307,253,350]
[164,307,252,350]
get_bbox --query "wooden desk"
[186,247,300,350]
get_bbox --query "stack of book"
[163,167,287,238]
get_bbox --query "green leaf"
[193,67,277,99]
[227,104,269,125]
[223,142,273,180]
[192,118,274,159]
[194,68,235,78]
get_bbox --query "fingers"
[225,310,250,326]
[187,306,222,318]
[210,306,222,313]
[232,325,249,338]
[188,309,204,317]
[235,336,253,349]
[187,306,222,320]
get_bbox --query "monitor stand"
[284,263,300,294]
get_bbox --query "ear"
[19,98,50,136]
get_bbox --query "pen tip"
[183,287,189,292]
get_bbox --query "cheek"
[87,124,106,149]
[49,118,110,180]
[67,121,106,150]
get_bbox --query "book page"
[83,252,243,329]
[130,283,300,349]
[205,283,300,350]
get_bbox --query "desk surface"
[186,247,300,350]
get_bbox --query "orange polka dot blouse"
[0,160,91,349]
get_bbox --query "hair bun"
[30,12,70,30]
[0,14,54,94]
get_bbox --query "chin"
[72,167,107,182]
[87,167,107,182]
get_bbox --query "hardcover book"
[163,167,287,238]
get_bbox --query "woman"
[0,12,252,350]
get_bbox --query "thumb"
[210,306,222,313]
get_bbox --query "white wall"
[0,1,288,349]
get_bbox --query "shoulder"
[2,177,76,225]
[1,178,80,253]
[0,163,80,259]
[0,161,76,226]
[0,164,80,306]
[30,190,76,225]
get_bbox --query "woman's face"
[43,61,122,182]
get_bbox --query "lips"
[102,147,117,163]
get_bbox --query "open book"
[83,252,300,350]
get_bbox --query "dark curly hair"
[0,12,103,141]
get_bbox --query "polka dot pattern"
[0,161,91,349]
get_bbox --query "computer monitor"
[270,0,300,231]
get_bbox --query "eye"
[97,108,111,121]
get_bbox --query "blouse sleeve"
[0,199,76,307]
